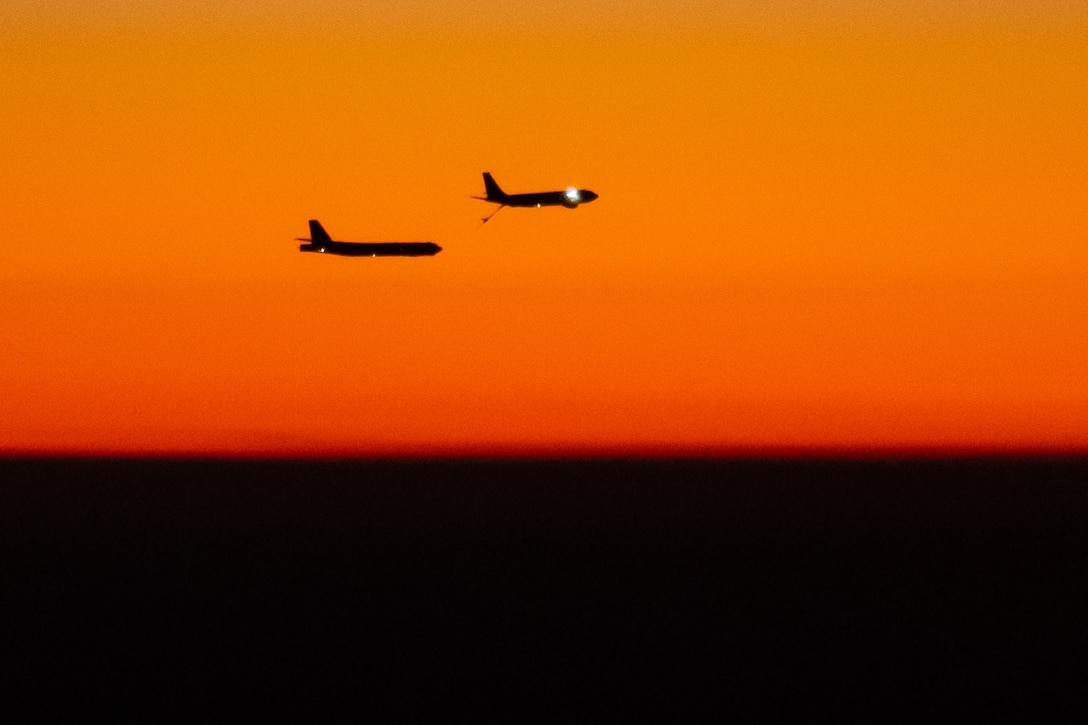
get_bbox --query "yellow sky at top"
[4,1,1087,30]
[7,3,1084,265]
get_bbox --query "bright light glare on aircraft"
[565,187,581,203]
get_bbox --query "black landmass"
[2,457,1086,718]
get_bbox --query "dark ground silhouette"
[3,457,1086,718]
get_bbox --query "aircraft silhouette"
[473,172,599,223]
[297,220,441,257]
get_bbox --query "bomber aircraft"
[473,172,598,223]
[297,220,441,257]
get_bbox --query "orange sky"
[3,2,1087,455]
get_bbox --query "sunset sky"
[3,2,1086,456]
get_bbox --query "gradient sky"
[3,2,1086,455]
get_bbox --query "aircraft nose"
[583,190,599,202]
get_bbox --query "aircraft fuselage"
[496,189,599,209]
[298,241,441,257]
[475,172,599,222]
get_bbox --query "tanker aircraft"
[473,172,598,223]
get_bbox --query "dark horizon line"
[3,445,1087,463]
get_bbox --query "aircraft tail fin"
[308,219,333,246]
[482,172,507,201]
